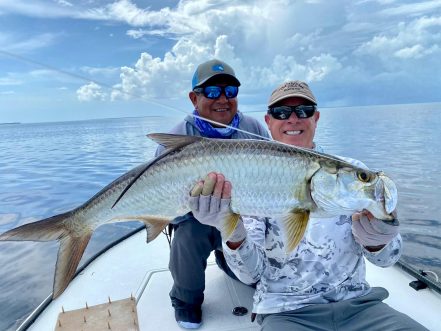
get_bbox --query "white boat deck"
[23,230,441,331]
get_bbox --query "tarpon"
[0,133,397,298]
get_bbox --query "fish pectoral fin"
[111,215,171,243]
[220,213,241,239]
[283,210,310,252]
[53,231,93,298]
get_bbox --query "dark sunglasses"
[268,105,317,120]
[193,85,239,99]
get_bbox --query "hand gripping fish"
[0,133,397,298]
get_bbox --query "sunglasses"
[268,105,317,120]
[193,85,239,99]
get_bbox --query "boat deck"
[23,230,441,331]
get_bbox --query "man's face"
[189,80,238,127]
[265,97,320,148]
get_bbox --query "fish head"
[310,166,397,220]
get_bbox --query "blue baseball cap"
[191,59,241,89]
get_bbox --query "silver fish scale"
[105,140,319,220]
[78,139,325,227]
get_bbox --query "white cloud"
[355,16,441,60]
[0,76,22,86]
[3,0,441,107]
[99,1,349,102]
[379,1,441,17]
[77,82,107,101]
[0,32,59,53]
[54,0,73,7]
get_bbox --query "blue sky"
[0,0,440,123]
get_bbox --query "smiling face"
[265,96,320,148]
[189,79,238,127]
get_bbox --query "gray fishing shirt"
[155,112,270,156]
[222,154,402,314]
[155,111,270,224]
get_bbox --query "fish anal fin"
[221,213,241,239]
[147,133,202,151]
[283,210,310,252]
[53,232,92,298]
[111,215,171,243]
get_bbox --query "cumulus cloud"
[3,0,440,106]
[355,16,441,60]
[77,82,107,101]
[102,1,348,102]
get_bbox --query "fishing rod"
[0,50,271,141]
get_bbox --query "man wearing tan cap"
[156,59,269,329]
[189,81,427,330]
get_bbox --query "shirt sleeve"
[362,233,402,267]
[222,216,268,284]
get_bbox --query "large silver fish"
[0,133,397,298]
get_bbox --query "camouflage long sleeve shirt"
[222,215,402,314]
[222,150,402,314]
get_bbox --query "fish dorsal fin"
[283,210,310,252]
[147,133,203,152]
[111,133,204,209]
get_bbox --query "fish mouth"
[370,173,398,220]
[377,173,397,214]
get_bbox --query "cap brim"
[196,74,241,88]
[268,94,317,107]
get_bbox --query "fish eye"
[357,171,371,183]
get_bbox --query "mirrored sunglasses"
[193,85,239,99]
[268,105,317,120]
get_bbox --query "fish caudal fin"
[53,232,92,298]
[0,212,70,242]
[283,210,310,252]
[0,211,94,299]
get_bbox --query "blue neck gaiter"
[193,110,240,138]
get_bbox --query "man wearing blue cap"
[156,59,269,329]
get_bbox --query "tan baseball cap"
[268,80,317,107]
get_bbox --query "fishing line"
[0,50,271,141]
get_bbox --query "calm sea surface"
[0,104,440,330]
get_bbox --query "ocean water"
[0,104,440,330]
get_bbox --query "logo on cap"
[212,64,224,72]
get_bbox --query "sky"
[0,0,440,123]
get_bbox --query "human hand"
[189,172,246,243]
[351,210,399,251]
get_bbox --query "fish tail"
[0,212,71,242]
[0,211,93,299]
[53,231,92,298]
